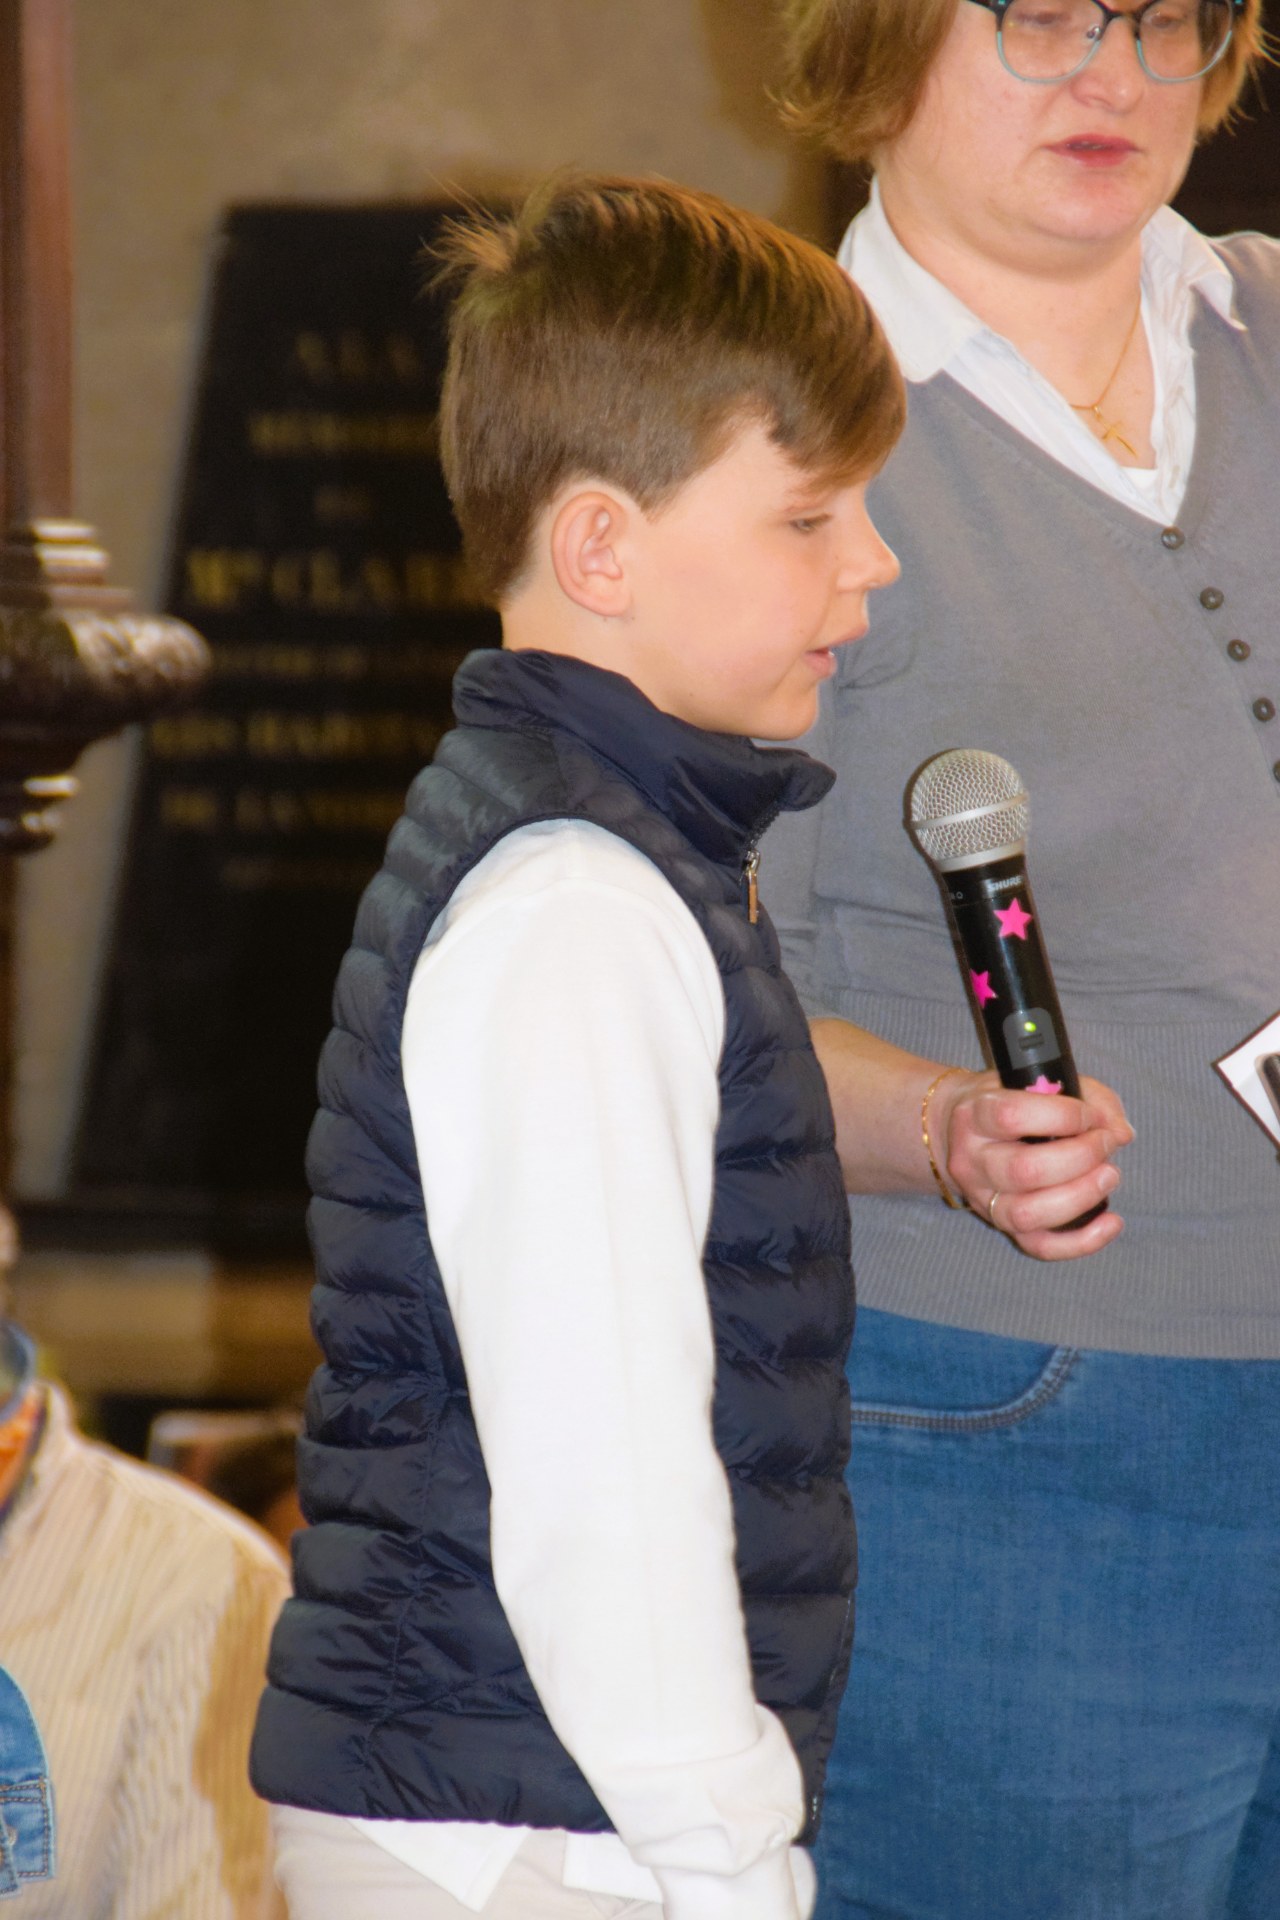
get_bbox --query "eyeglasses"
[968,0,1244,85]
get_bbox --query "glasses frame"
[968,0,1245,86]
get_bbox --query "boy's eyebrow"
[779,481,835,512]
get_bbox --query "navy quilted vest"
[251,649,855,1841]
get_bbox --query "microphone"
[908,747,1082,1098]
[908,748,1107,1230]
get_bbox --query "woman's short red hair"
[778,0,1268,166]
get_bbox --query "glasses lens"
[998,0,1112,81]
[1136,1,1233,79]
[997,0,1234,83]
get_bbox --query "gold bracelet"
[921,1067,969,1210]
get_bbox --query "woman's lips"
[1049,136,1139,166]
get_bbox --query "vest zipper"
[742,845,760,924]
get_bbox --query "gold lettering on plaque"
[151,713,241,758]
[231,787,407,835]
[243,711,442,760]
[291,329,427,388]
[184,548,266,609]
[221,855,392,894]
[184,547,486,614]
[246,412,438,458]
[211,643,458,684]
[159,786,223,831]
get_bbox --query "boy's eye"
[790,514,830,534]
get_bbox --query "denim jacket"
[0,1324,56,1898]
[0,1667,55,1898]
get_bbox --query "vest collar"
[451,649,834,867]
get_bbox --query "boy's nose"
[873,536,901,590]
[844,528,900,593]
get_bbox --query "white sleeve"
[402,820,807,1920]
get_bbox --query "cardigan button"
[1160,526,1185,549]
[1274,762,1280,783]
[1254,697,1276,723]
[1228,639,1251,662]
[1200,587,1224,610]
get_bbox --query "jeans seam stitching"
[849,1344,1080,1432]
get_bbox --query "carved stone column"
[0,0,208,1247]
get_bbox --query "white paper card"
[1215,1010,1280,1147]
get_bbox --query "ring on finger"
[988,1190,1001,1226]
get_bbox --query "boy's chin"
[752,698,820,743]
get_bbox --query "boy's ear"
[549,488,634,619]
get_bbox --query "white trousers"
[271,1809,662,1919]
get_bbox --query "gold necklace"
[1069,299,1143,460]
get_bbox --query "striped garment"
[0,1385,289,1918]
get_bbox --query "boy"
[251,173,902,1920]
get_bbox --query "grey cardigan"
[763,232,1280,1357]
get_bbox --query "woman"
[764,2,1280,1914]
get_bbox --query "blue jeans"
[813,1308,1280,1920]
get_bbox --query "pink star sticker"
[995,897,1034,941]
[970,970,997,1007]
[1028,1074,1063,1095]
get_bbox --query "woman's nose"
[1070,8,1147,105]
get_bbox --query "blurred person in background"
[0,1319,289,1917]
[149,1407,304,1554]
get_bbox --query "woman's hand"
[931,1069,1133,1261]
[809,1019,1132,1261]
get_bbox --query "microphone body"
[940,852,1081,1098]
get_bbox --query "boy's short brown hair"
[434,173,904,603]
[777,0,1267,166]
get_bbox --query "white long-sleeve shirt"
[351,818,815,1920]
[843,181,1240,523]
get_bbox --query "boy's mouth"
[807,628,867,673]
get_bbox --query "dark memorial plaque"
[72,204,499,1247]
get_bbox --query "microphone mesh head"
[909,748,1029,870]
